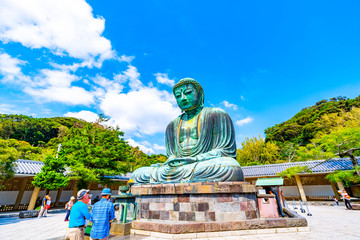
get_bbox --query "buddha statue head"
[173,78,204,112]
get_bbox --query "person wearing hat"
[65,189,91,240]
[64,196,76,222]
[90,188,115,240]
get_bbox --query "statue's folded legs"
[132,157,244,184]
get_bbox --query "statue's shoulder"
[166,114,183,130]
[203,107,229,116]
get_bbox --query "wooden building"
[0,159,130,212]
[242,157,360,202]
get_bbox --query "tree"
[278,166,312,179]
[299,108,360,175]
[32,154,69,191]
[0,139,44,181]
[130,146,167,172]
[61,120,132,189]
[325,167,360,187]
[279,142,298,162]
[0,139,18,181]
[237,136,280,166]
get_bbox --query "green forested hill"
[0,114,165,183]
[0,114,89,146]
[237,95,360,166]
[265,96,360,145]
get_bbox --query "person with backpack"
[90,188,115,240]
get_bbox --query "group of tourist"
[65,188,115,240]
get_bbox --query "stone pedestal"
[133,182,258,223]
[131,182,307,234]
[110,222,132,235]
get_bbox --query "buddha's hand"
[165,157,197,167]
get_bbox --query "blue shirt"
[69,201,91,228]
[90,198,115,239]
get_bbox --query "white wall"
[0,191,18,205]
[281,186,299,196]
[303,185,334,196]
[281,185,334,197]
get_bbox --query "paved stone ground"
[0,204,359,240]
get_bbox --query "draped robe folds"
[131,107,244,183]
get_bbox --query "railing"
[284,195,334,201]
[0,204,29,212]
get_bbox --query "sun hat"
[100,188,112,196]
[77,189,90,199]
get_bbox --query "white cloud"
[100,87,180,135]
[64,110,99,122]
[92,75,124,95]
[0,104,19,114]
[113,65,142,90]
[25,85,94,105]
[153,143,166,151]
[25,69,94,105]
[117,55,135,63]
[236,117,253,126]
[98,66,179,136]
[154,73,175,87]
[0,0,114,67]
[126,138,155,154]
[221,100,238,110]
[0,52,29,83]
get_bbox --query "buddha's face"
[174,84,200,111]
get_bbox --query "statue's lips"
[181,101,191,106]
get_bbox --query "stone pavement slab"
[0,205,359,240]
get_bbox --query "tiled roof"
[14,159,131,181]
[14,159,44,175]
[242,157,360,177]
[15,157,359,179]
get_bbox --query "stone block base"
[134,182,259,222]
[110,222,132,235]
[131,227,310,239]
[132,217,307,234]
[132,182,307,234]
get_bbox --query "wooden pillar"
[55,188,63,207]
[72,181,78,198]
[27,187,40,210]
[14,177,29,210]
[295,175,307,202]
[337,181,345,191]
[330,182,340,200]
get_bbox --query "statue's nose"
[180,93,187,101]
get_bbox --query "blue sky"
[0,0,360,154]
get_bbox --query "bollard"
[299,200,306,213]
[304,201,312,216]
[120,203,128,223]
[132,203,137,220]
[292,199,297,211]
[284,199,289,209]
